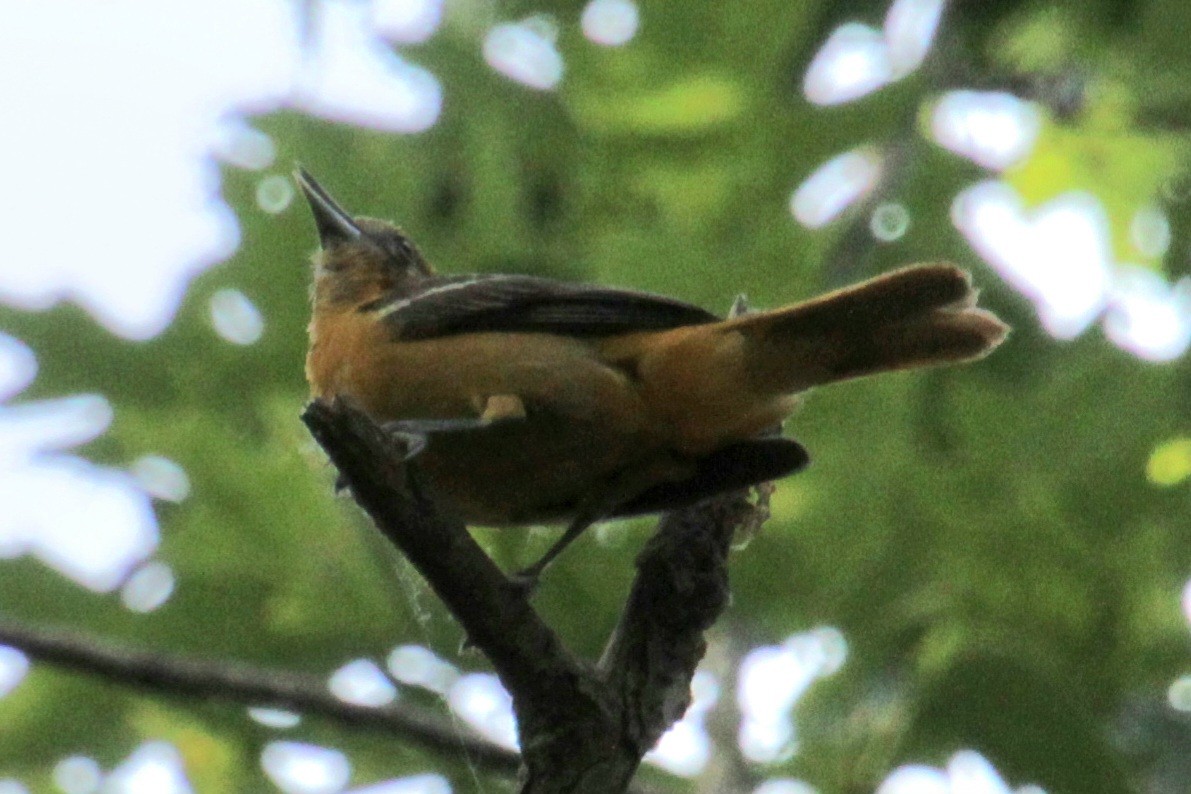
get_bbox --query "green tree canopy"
[1,1,1190,792]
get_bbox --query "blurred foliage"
[3,0,1191,792]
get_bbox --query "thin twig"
[0,616,520,773]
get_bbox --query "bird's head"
[294,168,433,309]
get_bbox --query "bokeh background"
[2,0,1190,792]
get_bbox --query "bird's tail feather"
[725,263,1008,394]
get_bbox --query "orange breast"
[306,310,683,525]
[307,308,388,403]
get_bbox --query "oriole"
[295,169,1007,584]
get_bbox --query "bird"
[294,168,1008,587]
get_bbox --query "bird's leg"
[379,394,528,460]
[509,453,697,595]
[341,395,527,489]
[508,510,603,596]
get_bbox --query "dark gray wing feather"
[375,274,719,340]
[612,438,809,516]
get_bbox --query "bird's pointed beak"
[294,167,363,249]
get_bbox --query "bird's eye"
[382,237,418,267]
[319,254,350,272]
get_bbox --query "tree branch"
[598,494,752,755]
[300,401,615,759]
[301,398,769,793]
[0,616,519,774]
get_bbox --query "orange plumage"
[296,169,1007,580]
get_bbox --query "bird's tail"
[722,263,1008,395]
[600,263,1007,452]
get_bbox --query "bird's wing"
[612,437,809,517]
[372,274,720,340]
